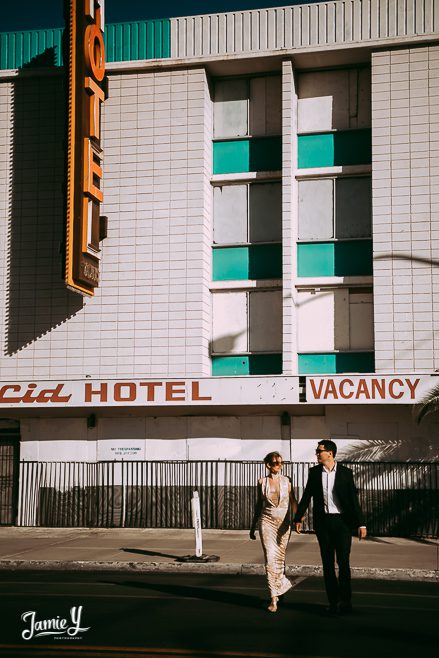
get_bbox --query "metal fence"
[17,460,438,537]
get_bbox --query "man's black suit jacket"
[294,463,364,532]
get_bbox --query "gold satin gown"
[259,474,293,598]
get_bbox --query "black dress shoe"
[339,603,353,614]
[321,605,339,617]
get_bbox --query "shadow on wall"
[5,49,83,356]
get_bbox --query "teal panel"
[297,240,372,277]
[334,240,372,276]
[336,352,375,373]
[213,245,282,281]
[213,137,282,174]
[297,242,335,277]
[248,244,282,279]
[212,247,249,280]
[298,353,374,374]
[213,140,250,174]
[298,354,337,374]
[212,356,250,376]
[298,130,372,168]
[249,136,282,171]
[104,20,171,63]
[212,354,282,376]
[298,133,334,168]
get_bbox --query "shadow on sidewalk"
[121,548,181,560]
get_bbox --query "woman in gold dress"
[250,452,298,612]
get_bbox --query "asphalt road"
[0,572,437,658]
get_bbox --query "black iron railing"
[16,460,438,537]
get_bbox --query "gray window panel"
[335,178,372,238]
[249,290,282,352]
[298,179,334,240]
[249,76,282,136]
[249,182,282,243]
[213,185,248,244]
[214,79,248,138]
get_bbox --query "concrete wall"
[372,45,439,372]
[19,407,438,463]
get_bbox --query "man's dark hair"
[264,451,282,466]
[317,439,337,457]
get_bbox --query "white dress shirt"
[322,462,343,514]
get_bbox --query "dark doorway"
[0,429,20,525]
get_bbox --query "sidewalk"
[0,528,437,581]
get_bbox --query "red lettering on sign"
[339,379,354,399]
[389,379,404,399]
[191,381,212,401]
[139,382,162,402]
[166,382,186,401]
[85,382,108,402]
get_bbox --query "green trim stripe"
[298,352,375,374]
[298,130,372,168]
[297,240,373,277]
[212,354,283,376]
[213,244,282,281]
[0,29,63,69]
[0,20,171,70]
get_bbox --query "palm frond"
[339,440,402,462]
[415,383,439,424]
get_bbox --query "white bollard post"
[191,490,203,558]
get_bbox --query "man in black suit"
[294,439,366,615]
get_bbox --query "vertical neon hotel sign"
[65,0,106,296]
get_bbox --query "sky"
[1,1,322,31]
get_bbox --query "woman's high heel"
[267,597,278,613]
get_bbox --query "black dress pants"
[316,514,352,607]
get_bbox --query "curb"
[0,560,437,582]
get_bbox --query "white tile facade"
[372,46,439,372]
[0,68,212,379]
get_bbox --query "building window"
[297,287,374,374]
[211,290,282,375]
[213,74,282,174]
[298,177,371,240]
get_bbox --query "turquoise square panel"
[212,247,249,280]
[298,133,335,168]
[213,140,250,174]
[298,130,372,169]
[297,243,335,277]
[212,356,250,376]
[298,353,337,374]
[297,241,372,277]
[213,137,282,174]
[213,245,282,281]
[298,352,375,374]
[212,354,282,376]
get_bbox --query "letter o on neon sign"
[85,24,105,82]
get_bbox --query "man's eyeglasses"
[315,449,328,454]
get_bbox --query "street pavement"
[0,572,437,657]
[0,527,437,581]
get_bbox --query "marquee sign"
[306,375,435,404]
[65,0,106,296]
[0,376,434,408]
[0,377,299,408]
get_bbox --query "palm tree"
[415,383,439,424]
